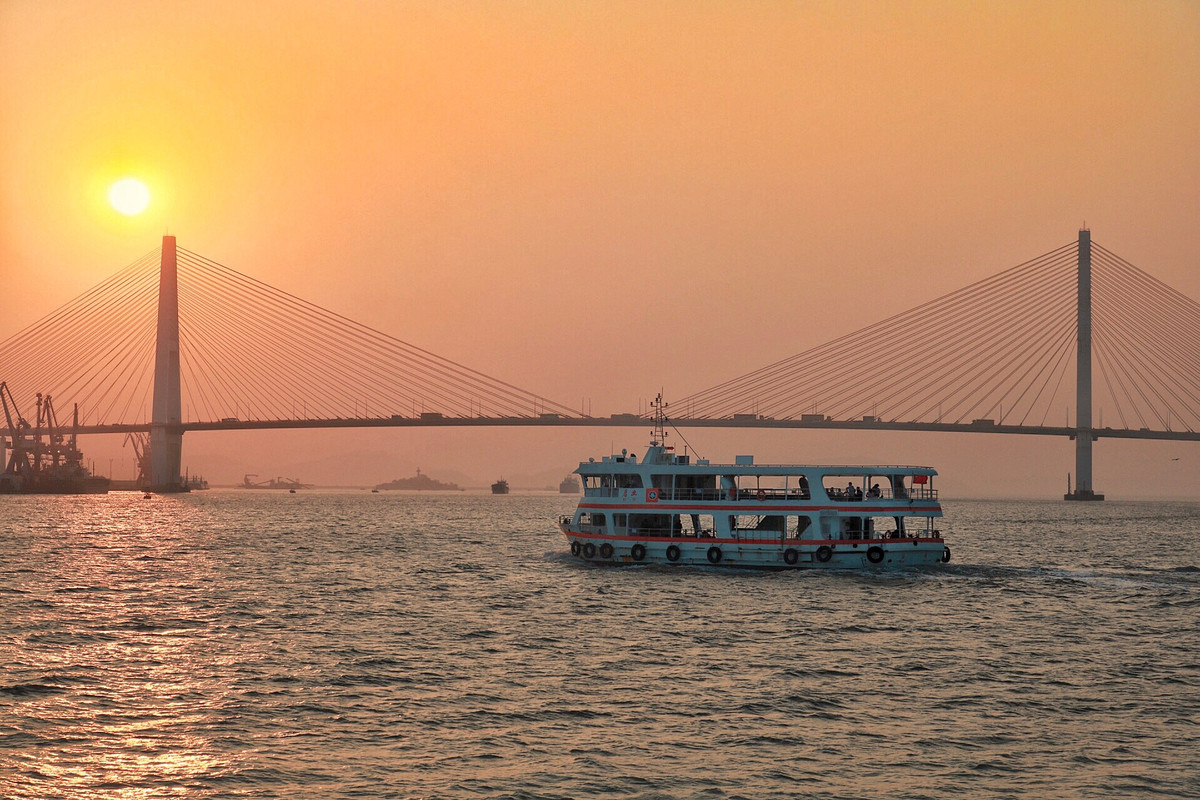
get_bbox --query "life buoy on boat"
[599,542,614,559]
[783,548,799,565]
[941,546,951,563]
[631,544,647,562]
[583,542,596,559]
[867,545,885,564]
[757,489,767,501]
[815,545,833,563]
[707,546,723,564]
[570,540,580,557]
[666,545,682,562]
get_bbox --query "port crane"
[124,432,153,489]
[0,383,108,493]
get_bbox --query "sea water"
[1,492,1198,799]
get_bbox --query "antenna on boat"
[650,392,667,446]
[651,392,704,460]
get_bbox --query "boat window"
[731,514,769,531]
[730,474,810,500]
[786,515,813,539]
[872,516,908,539]
[616,473,643,489]
[677,513,715,537]
[673,475,717,501]
[737,475,785,496]
[629,513,671,536]
[578,512,607,531]
[584,475,614,495]
[754,515,785,532]
[613,513,628,531]
[822,475,866,501]
[839,516,872,539]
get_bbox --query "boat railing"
[738,488,811,501]
[583,487,641,498]
[824,486,939,502]
[580,487,937,502]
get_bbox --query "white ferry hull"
[563,530,949,570]
[562,395,951,572]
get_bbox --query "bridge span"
[3,230,1198,495]
[42,415,1200,443]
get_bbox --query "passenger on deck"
[845,482,856,500]
[868,483,881,498]
[854,486,863,501]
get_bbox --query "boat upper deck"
[579,446,935,476]
[577,445,939,504]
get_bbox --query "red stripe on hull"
[560,528,943,546]
[576,502,941,514]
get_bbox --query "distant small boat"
[491,478,509,495]
[558,475,580,494]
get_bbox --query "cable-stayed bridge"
[1,231,1198,496]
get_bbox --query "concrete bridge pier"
[150,235,186,492]
[1066,228,1104,501]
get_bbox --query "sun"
[109,178,151,215]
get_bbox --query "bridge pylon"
[149,235,186,492]
[1066,228,1104,501]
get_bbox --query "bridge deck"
[49,416,1200,441]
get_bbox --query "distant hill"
[374,471,462,491]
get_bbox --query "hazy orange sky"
[2,1,1198,497]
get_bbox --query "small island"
[374,468,462,492]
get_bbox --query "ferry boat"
[559,397,949,569]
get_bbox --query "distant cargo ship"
[242,474,311,490]
[374,469,462,491]
[491,478,510,494]
[558,475,580,494]
[0,467,109,494]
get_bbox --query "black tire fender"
[783,548,799,565]
[630,543,647,562]
[815,545,833,563]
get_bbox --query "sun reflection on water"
[1,494,245,799]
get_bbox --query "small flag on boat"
[912,474,928,484]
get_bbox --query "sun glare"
[109,178,150,215]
